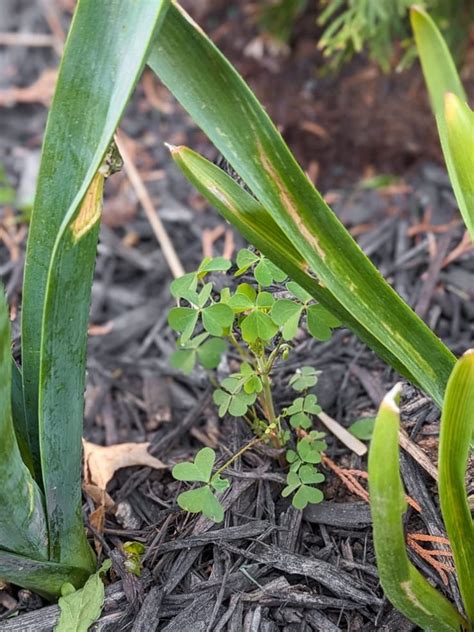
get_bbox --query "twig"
[115,132,185,279]
[398,429,438,482]
[318,411,367,456]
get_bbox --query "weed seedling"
[168,248,340,521]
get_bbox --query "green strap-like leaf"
[21,0,170,570]
[149,4,454,407]
[11,360,35,476]
[368,385,467,632]
[0,293,47,561]
[168,144,449,394]
[411,7,474,240]
[444,94,474,240]
[439,350,474,623]
[0,549,91,599]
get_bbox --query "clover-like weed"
[168,248,341,520]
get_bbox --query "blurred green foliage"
[257,0,473,72]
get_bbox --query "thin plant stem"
[211,436,262,480]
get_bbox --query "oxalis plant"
[0,1,472,629]
[168,249,341,519]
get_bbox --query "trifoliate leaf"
[55,561,111,632]
[292,485,324,509]
[271,299,303,340]
[298,464,325,485]
[289,366,319,391]
[348,417,376,441]
[303,394,322,415]
[168,307,199,343]
[241,311,278,343]
[297,437,324,464]
[198,338,227,369]
[202,303,234,335]
[177,485,224,522]
[172,447,216,483]
[286,449,298,464]
[290,412,312,429]
[243,374,262,394]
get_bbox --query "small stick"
[318,411,367,456]
[0,33,58,47]
[398,429,438,482]
[115,133,185,279]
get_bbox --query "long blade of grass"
[170,145,422,386]
[0,550,90,599]
[439,350,474,623]
[22,0,170,569]
[368,385,467,631]
[149,4,454,407]
[0,292,47,561]
[410,7,473,240]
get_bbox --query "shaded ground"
[0,1,474,630]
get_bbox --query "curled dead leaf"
[83,439,167,490]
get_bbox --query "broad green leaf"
[368,384,466,631]
[303,394,322,414]
[241,310,279,343]
[168,307,199,342]
[172,447,216,483]
[254,258,287,287]
[150,4,455,408]
[271,299,303,340]
[236,283,257,302]
[0,293,48,561]
[177,485,224,522]
[201,303,234,335]
[444,94,474,240]
[11,361,35,475]
[55,560,111,632]
[0,550,91,599]
[411,7,473,240]
[438,351,474,622]
[22,0,171,571]
[349,417,376,441]
[213,389,232,417]
[256,291,274,308]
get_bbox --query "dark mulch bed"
[1,1,474,631]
